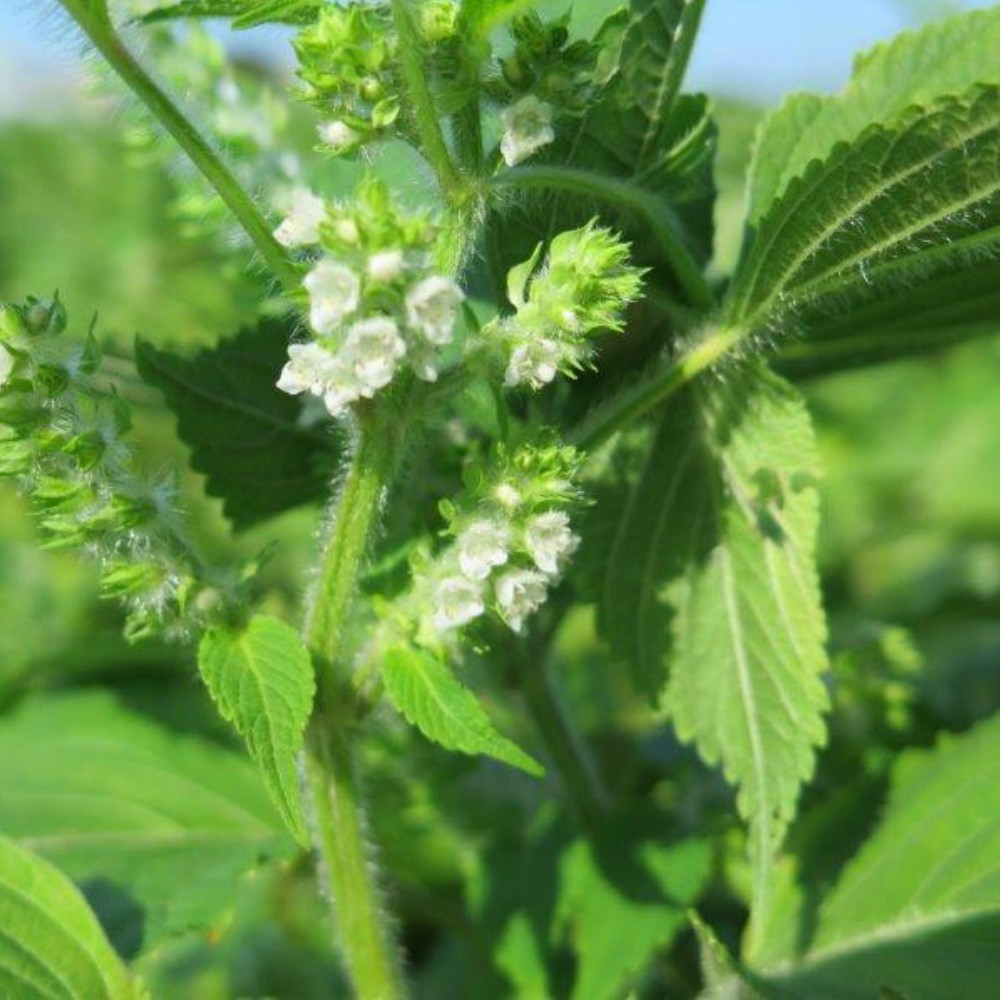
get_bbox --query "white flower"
[0,344,13,388]
[504,338,562,389]
[500,95,555,167]
[276,342,337,396]
[304,260,362,334]
[405,276,465,345]
[319,119,361,152]
[457,520,511,581]
[524,510,578,576]
[494,482,521,510]
[343,317,407,395]
[321,357,364,417]
[368,249,406,283]
[273,187,327,248]
[433,576,485,630]
[495,569,549,633]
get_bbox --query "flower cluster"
[409,443,583,638]
[0,297,239,641]
[295,3,400,154]
[496,222,644,388]
[275,179,465,417]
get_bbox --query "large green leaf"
[0,693,290,946]
[0,836,142,999]
[754,711,1000,998]
[729,87,1000,339]
[601,367,828,895]
[381,644,543,776]
[198,615,315,846]
[748,4,1000,222]
[135,320,336,530]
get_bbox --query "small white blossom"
[494,483,521,510]
[368,249,406,283]
[276,342,337,396]
[524,510,579,576]
[409,344,440,383]
[333,217,361,245]
[304,260,362,334]
[273,187,327,248]
[500,95,555,167]
[319,119,361,151]
[405,276,465,345]
[495,569,549,633]
[457,520,511,581]
[433,576,485,630]
[321,358,364,417]
[0,344,13,388]
[504,338,562,388]
[343,317,407,395]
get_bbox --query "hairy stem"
[57,0,299,292]
[390,0,462,196]
[522,663,609,825]
[569,325,745,451]
[302,409,407,999]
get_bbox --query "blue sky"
[0,0,992,114]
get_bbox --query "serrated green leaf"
[601,366,829,894]
[135,320,337,529]
[748,4,1000,223]
[556,820,711,1000]
[0,693,290,946]
[198,615,315,846]
[729,87,1000,342]
[138,0,320,26]
[381,644,543,776]
[0,835,143,999]
[755,711,1000,999]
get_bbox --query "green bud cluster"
[497,12,597,113]
[295,3,401,151]
[494,222,645,389]
[0,297,244,642]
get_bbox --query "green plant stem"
[390,0,463,197]
[303,723,404,1000]
[57,0,299,293]
[301,410,407,1000]
[490,166,714,310]
[569,325,745,451]
[522,663,609,825]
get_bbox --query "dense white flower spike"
[495,569,549,634]
[433,576,486,629]
[500,95,555,167]
[343,317,407,395]
[504,338,562,388]
[405,276,465,345]
[368,249,406,283]
[276,342,337,396]
[0,344,13,388]
[273,187,327,248]
[525,510,579,576]
[457,520,511,581]
[304,260,362,334]
[318,119,361,152]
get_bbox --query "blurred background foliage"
[3,1,1000,995]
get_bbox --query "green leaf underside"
[0,693,288,945]
[729,86,1000,339]
[756,711,1000,999]
[0,836,140,1000]
[748,4,1000,222]
[381,645,543,776]
[557,826,711,1000]
[198,615,315,846]
[135,320,336,530]
[601,366,828,885]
